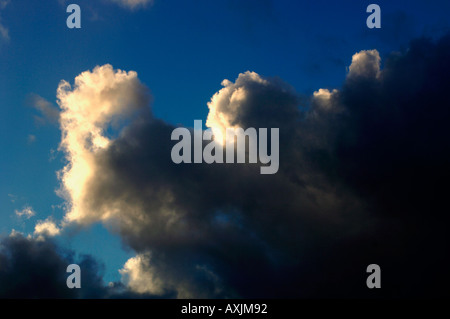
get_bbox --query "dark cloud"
[54,34,450,298]
[0,233,177,298]
[0,234,105,298]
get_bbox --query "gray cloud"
[29,94,60,126]
[0,233,177,298]
[49,35,450,298]
[0,0,9,42]
[0,234,105,298]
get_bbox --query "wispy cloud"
[29,94,60,126]
[27,134,37,144]
[7,193,17,203]
[15,206,35,220]
[0,0,9,42]
[109,0,154,11]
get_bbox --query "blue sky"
[1,0,450,288]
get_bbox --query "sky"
[0,0,450,298]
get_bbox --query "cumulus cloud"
[50,35,450,298]
[205,71,299,144]
[0,234,107,298]
[347,49,381,80]
[119,253,166,295]
[34,218,62,238]
[55,63,361,297]
[312,88,339,111]
[56,64,151,225]
[0,233,164,298]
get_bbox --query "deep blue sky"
[1,0,449,284]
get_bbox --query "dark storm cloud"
[56,35,450,298]
[81,72,365,297]
[0,233,179,299]
[0,233,177,298]
[0,234,109,298]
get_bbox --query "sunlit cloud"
[34,218,61,238]
[28,36,450,298]
[15,206,35,220]
[56,64,151,225]
[347,49,381,79]
[119,253,166,295]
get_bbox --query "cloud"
[51,34,450,298]
[119,253,166,295]
[27,134,36,144]
[205,71,299,141]
[29,94,60,126]
[56,64,151,225]
[7,194,17,203]
[312,88,339,112]
[55,63,358,297]
[108,0,154,11]
[0,23,8,41]
[0,234,107,298]
[347,49,381,80]
[0,232,180,298]
[15,206,35,219]
[34,218,62,238]
[0,0,9,42]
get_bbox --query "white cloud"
[119,253,204,298]
[15,206,35,219]
[119,253,166,295]
[311,49,382,113]
[206,71,268,143]
[347,49,381,79]
[34,218,61,238]
[312,88,339,111]
[56,64,150,225]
